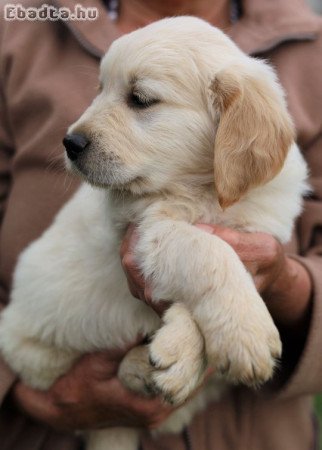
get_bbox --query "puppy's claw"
[219,359,231,375]
[162,392,175,405]
[149,355,157,368]
[144,382,160,396]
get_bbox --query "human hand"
[11,341,174,431]
[196,224,312,333]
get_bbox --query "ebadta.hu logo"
[3,3,99,21]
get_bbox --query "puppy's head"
[64,17,294,204]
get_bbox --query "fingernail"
[195,224,214,234]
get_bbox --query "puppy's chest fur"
[108,184,244,233]
[49,183,238,348]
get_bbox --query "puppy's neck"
[106,180,219,233]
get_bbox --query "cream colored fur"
[0,17,309,450]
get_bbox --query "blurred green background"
[294,4,322,449]
[315,395,322,449]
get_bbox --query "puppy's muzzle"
[63,134,90,161]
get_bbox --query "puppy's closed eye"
[128,91,160,109]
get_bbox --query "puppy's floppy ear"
[210,61,294,209]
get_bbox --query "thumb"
[195,223,232,235]
[195,223,216,234]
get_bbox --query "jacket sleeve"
[0,63,17,405]
[0,9,88,407]
[278,133,322,399]
[0,308,16,404]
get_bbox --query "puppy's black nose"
[63,134,90,161]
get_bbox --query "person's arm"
[0,306,16,405]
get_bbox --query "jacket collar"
[55,0,320,58]
[230,0,320,54]
[53,0,120,57]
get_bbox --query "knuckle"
[128,283,140,299]
[148,420,162,429]
[51,388,65,405]
[44,399,67,427]
[120,243,127,259]
[143,286,152,302]
[220,229,240,251]
[217,227,241,248]
[229,232,240,249]
[121,253,135,271]
[265,235,281,264]
[147,411,171,429]
[120,238,130,260]
[136,402,161,420]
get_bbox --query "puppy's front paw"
[207,290,282,387]
[148,303,206,404]
[119,303,206,405]
[225,319,281,387]
[118,345,155,396]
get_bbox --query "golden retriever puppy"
[0,17,309,450]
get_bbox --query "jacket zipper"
[183,427,193,450]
